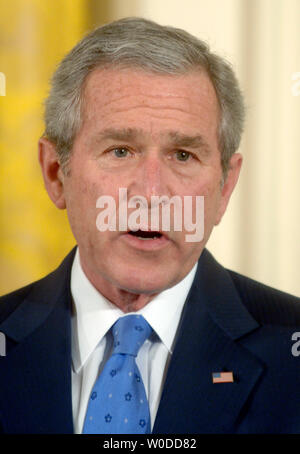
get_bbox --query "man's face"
[40,67,241,300]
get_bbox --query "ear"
[38,137,66,209]
[214,152,243,225]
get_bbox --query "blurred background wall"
[0,0,299,296]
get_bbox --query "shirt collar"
[71,248,197,373]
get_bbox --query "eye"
[113,147,129,158]
[175,150,191,162]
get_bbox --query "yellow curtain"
[0,0,102,295]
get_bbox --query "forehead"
[80,67,220,144]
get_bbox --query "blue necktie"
[83,314,153,434]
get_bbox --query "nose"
[133,150,169,202]
[124,150,177,232]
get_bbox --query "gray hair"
[44,17,245,178]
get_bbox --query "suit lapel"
[153,249,263,434]
[0,249,76,433]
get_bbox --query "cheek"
[195,180,222,224]
[190,174,221,201]
[63,175,96,232]
[66,178,89,207]
[204,190,222,229]
[67,167,115,203]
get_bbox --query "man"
[0,17,299,434]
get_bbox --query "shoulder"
[228,269,300,326]
[0,247,76,324]
[0,283,35,323]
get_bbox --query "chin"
[114,270,172,295]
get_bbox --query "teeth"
[137,236,159,240]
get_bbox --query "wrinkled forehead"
[80,66,220,123]
[74,67,221,157]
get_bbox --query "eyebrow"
[93,128,140,143]
[92,127,212,155]
[166,131,212,153]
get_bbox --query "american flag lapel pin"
[212,371,234,383]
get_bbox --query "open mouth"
[122,228,169,250]
[128,230,163,240]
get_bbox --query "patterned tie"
[83,314,153,434]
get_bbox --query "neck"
[79,255,158,313]
[108,291,158,313]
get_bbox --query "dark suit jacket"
[0,247,299,434]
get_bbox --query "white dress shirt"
[71,248,197,434]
